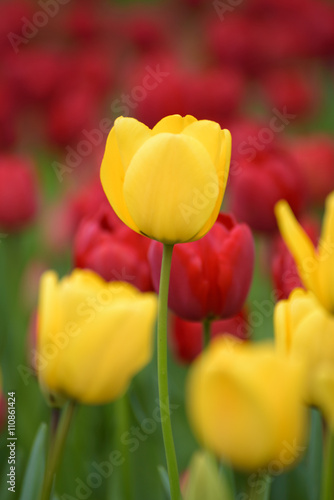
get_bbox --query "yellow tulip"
[37,269,158,405]
[275,192,334,312]
[274,288,334,406]
[187,337,307,471]
[100,115,231,244]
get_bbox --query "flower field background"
[0,0,334,499]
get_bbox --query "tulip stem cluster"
[321,430,334,500]
[157,244,181,500]
[40,401,76,500]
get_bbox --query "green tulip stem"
[203,318,211,350]
[249,473,271,500]
[321,429,334,500]
[40,400,76,500]
[158,243,181,500]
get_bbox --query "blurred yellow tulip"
[274,288,334,406]
[275,192,334,313]
[100,115,231,244]
[37,269,158,405]
[187,337,307,471]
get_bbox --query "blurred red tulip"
[182,68,244,122]
[228,145,307,232]
[149,213,254,321]
[0,155,38,232]
[169,310,248,364]
[271,216,320,300]
[46,83,101,147]
[287,134,334,206]
[74,205,154,292]
[7,49,64,103]
[260,66,321,118]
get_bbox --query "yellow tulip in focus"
[274,288,334,406]
[37,269,157,405]
[275,192,334,312]
[187,337,307,471]
[100,115,231,244]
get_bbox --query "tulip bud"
[37,269,157,405]
[187,337,307,470]
[149,213,254,321]
[0,155,38,232]
[100,114,231,244]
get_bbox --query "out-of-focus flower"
[260,66,320,119]
[149,213,254,320]
[187,337,307,470]
[287,134,334,205]
[275,192,334,313]
[274,288,334,406]
[74,204,153,292]
[0,155,38,232]
[100,115,231,244]
[37,269,157,406]
[181,68,244,123]
[7,49,64,103]
[169,310,248,363]
[271,216,320,300]
[0,81,17,148]
[46,83,101,147]
[229,146,306,232]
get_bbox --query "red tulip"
[228,145,307,232]
[271,216,320,300]
[0,155,38,232]
[74,205,154,292]
[149,213,254,321]
[169,311,248,364]
[287,134,334,205]
[260,66,320,119]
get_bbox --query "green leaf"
[19,423,47,500]
[184,450,233,500]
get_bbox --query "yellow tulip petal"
[274,299,290,355]
[187,338,307,470]
[318,192,334,312]
[182,120,222,164]
[38,271,59,347]
[193,129,231,240]
[100,127,140,233]
[152,114,197,135]
[123,133,219,243]
[275,200,327,306]
[46,294,157,404]
[114,116,151,171]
